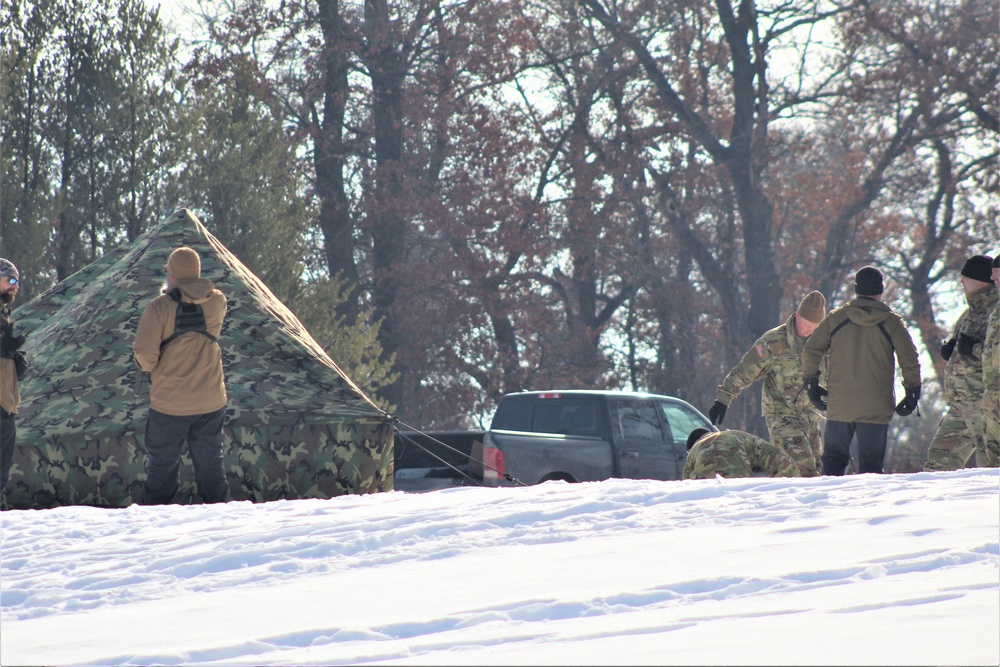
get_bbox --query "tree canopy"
[2,0,997,468]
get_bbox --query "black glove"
[940,338,956,361]
[12,350,28,381]
[894,385,920,416]
[803,376,828,411]
[708,401,727,425]
[0,328,25,359]
[956,333,980,357]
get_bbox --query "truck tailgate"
[485,429,614,485]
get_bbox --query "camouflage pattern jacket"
[683,430,802,479]
[0,305,20,414]
[803,297,921,424]
[717,314,821,421]
[980,295,1000,402]
[134,278,228,416]
[943,286,999,408]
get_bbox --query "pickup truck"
[393,389,716,491]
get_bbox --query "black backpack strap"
[876,322,894,349]
[828,317,894,357]
[160,289,218,351]
[829,319,850,338]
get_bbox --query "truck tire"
[538,473,577,484]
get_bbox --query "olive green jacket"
[802,297,920,424]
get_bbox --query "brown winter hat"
[796,290,826,323]
[167,247,201,280]
[854,266,884,296]
[960,255,993,283]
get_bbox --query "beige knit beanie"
[166,247,201,280]
[796,290,826,324]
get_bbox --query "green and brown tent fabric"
[5,209,394,509]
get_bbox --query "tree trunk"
[315,0,359,320]
[364,0,408,410]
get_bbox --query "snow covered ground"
[2,469,998,666]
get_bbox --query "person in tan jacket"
[1,258,27,505]
[134,247,230,504]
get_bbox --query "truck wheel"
[538,473,577,484]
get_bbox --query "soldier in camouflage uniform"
[1,259,29,509]
[924,255,998,471]
[980,255,1000,465]
[707,291,826,476]
[683,428,801,479]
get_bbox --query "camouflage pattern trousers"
[766,410,823,477]
[978,392,1000,468]
[924,402,992,471]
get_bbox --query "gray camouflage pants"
[924,404,981,471]
[766,412,823,477]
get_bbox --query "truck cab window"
[558,406,599,436]
[660,401,710,447]
[615,401,664,441]
[491,397,601,437]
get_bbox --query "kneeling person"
[684,428,801,480]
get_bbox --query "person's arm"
[802,316,833,379]
[748,437,801,477]
[717,336,773,405]
[133,300,165,372]
[892,318,922,390]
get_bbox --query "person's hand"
[803,376,828,411]
[894,385,921,416]
[708,401,727,426]
[956,333,980,357]
[940,338,956,361]
[12,350,28,381]
[0,330,25,358]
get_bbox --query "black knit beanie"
[854,266,884,296]
[686,428,711,451]
[961,255,994,283]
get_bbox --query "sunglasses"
[4,277,18,286]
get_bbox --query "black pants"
[141,407,231,505]
[823,420,888,475]
[1,408,14,490]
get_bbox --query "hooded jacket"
[802,297,921,424]
[133,278,227,416]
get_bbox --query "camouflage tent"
[5,209,394,509]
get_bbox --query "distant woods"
[2,0,997,459]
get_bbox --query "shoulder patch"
[755,343,766,357]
